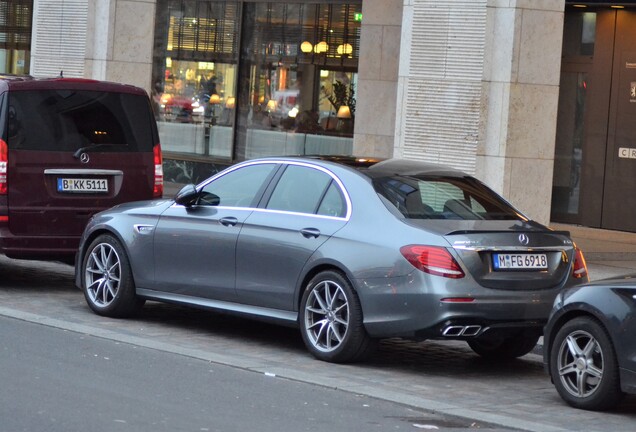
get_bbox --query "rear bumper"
[354,273,568,339]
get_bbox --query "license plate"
[57,178,108,193]
[492,253,548,270]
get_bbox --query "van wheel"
[299,270,375,363]
[82,234,144,318]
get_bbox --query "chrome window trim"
[181,159,352,220]
[249,207,348,221]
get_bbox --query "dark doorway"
[552,7,636,231]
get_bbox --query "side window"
[267,165,332,214]
[317,182,346,218]
[199,163,276,207]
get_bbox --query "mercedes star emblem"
[79,152,90,164]
[518,233,529,246]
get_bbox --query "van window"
[7,90,154,152]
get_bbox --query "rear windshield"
[5,90,154,152]
[373,175,523,220]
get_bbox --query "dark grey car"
[75,157,589,363]
[544,277,636,410]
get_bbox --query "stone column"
[353,0,403,158]
[84,0,156,94]
[477,0,565,224]
[31,0,155,94]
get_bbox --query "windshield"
[373,175,524,221]
[6,89,154,152]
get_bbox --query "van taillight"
[572,246,588,279]
[0,138,7,195]
[153,143,163,198]
[400,245,465,279]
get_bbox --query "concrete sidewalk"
[552,223,636,280]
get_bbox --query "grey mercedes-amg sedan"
[75,157,589,363]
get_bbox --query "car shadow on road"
[137,300,544,378]
[0,256,75,292]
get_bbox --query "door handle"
[300,228,321,239]
[219,217,238,227]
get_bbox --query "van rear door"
[5,86,157,237]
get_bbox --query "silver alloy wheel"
[557,329,604,399]
[85,242,122,308]
[304,280,350,353]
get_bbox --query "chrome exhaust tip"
[462,325,482,337]
[442,326,465,337]
[442,325,482,337]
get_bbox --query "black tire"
[549,317,623,411]
[299,270,375,363]
[468,332,540,360]
[82,234,144,318]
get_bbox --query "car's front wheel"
[299,270,375,363]
[549,317,623,411]
[82,234,144,318]
[468,332,539,360]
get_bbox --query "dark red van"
[0,75,163,263]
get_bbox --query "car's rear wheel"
[300,270,375,363]
[468,332,539,360]
[549,317,623,411]
[82,234,144,318]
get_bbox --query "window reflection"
[236,2,361,160]
[552,72,586,217]
[152,1,362,184]
[563,11,596,57]
[153,0,240,161]
[0,0,32,74]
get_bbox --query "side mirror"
[174,184,199,206]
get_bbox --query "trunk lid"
[436,221,575,290]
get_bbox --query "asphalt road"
[0,256,634,432]
[0,315,511,432]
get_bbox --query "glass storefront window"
[552,72,587,218]
[153,0,240,164]
[152,1,361,185]
[0,0,33,74]
[236,2,361,160]
[563,11,596,57]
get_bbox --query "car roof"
[363,158,468,178]
[0,75,147,95]
[271,155,468,178]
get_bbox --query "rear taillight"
[572,246,588,279]
[0,138,7,195]
[153,143,163,198]
[400,245,465,279]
